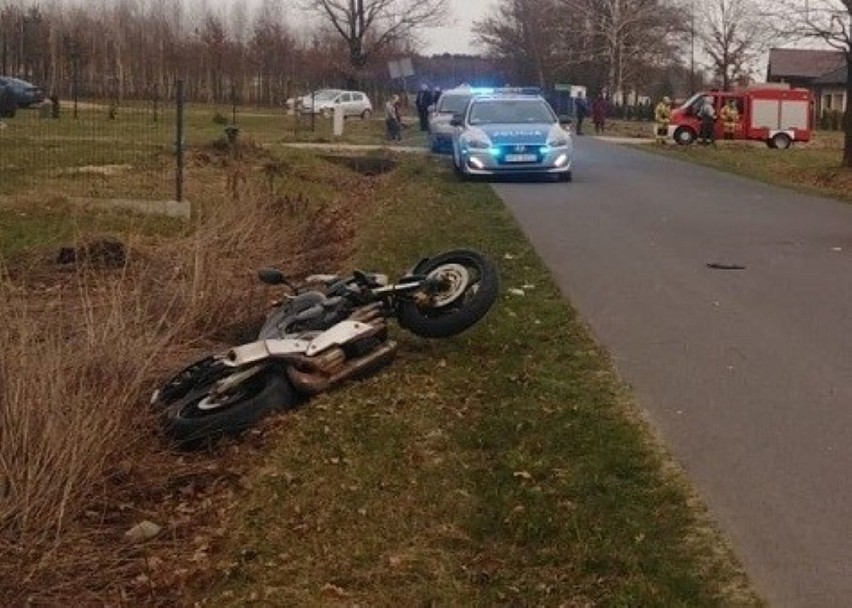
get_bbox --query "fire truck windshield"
[678,93,704,109]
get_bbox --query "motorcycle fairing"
[224,320,376,367]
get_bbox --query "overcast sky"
[422,1,495,55]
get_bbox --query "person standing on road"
[592,94,608,135]
[574,91,589,135]
[654,96,672,144]
[720,99,739,140]
[415,84,432,131]
[698,95,717,146]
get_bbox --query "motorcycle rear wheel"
[150,355,221,409]
[160,363,297,448]
[398,248,499,338]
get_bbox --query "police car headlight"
[466,138,491,150]
[547,136,570,148]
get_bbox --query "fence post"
[153,83,159,124]
[72,56,79,119]
[175,79,185,203]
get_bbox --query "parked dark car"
[0,76,45,108]
[0,84,16,117]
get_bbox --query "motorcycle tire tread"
[398,249,500,339]
[161,368,297,448]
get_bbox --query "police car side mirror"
[450,114,464,127]
[427,104,436,113]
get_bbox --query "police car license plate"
[504,153,537,162]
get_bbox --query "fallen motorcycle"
[151,249,499,446]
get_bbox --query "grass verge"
[199,154,763,606]
[628,131,851,204]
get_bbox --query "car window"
[352,93,363,101]
[468,100,555,125]
[438,94,471,114]
[339,93,352,102]
[315,90,340,101]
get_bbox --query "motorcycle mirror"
[258,268,285,285]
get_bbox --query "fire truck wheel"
[673,127,696,146]
[770,133,791,150]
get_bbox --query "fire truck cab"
[669,84,814,149]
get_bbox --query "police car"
[428,87,474,153]
[451,92,573,181]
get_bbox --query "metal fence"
[0,80,181,203]
[0,79,410,205]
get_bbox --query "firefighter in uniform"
[654,96,672,144]
[720,99,739,140]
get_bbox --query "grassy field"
[0,101,425,198]
[1,127,764,605]
[192,153,762,607]
[2,105,845,604]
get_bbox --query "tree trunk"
[844,56,852,168]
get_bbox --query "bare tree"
[476,0,685,99]
[473,0,562,87]
[697,0,767,90]
[300,0,449,80]
[567,0,685,99]
[765,0,852,166]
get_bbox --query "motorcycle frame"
[224,320,377,368]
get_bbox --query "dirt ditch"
[0,149,391,605]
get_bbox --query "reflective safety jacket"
[654,101,671,124]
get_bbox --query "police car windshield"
[468,99,555,125]
[438,94,471,114]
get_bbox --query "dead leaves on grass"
[1,149,384,605]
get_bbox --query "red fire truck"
[668,84,814,149]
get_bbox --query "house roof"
[812,64,848,85]
[767,48,846,79]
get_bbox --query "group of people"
[385,84,443,141]
[573,92,610,135]
[655,95,740,145]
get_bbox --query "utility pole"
[690,0,696,94]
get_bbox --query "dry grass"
[0,142,374,603]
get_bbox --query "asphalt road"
[491,138,852,608]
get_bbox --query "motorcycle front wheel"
[159,363,297,447]
[398,248,500,338]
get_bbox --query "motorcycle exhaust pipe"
[287,340,398,395]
